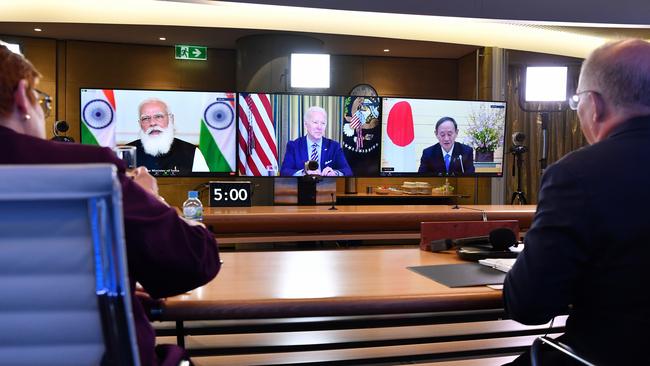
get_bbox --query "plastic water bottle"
[182,191,203,221]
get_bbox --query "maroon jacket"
[0,126,221,365]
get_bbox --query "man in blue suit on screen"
[280,106,352,176]
[417,116,475,176]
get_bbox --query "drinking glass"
[113,145,137,172]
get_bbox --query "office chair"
[0,164,140,366]
[531,336,596,366]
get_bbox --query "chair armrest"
[531,335,596,366]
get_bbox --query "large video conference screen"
[80,88,237,177]
[381,98,507,177]
[237,93,381,177]
[80,89,506,178]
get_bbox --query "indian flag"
[80,89,116,147]
[199,94,236,172]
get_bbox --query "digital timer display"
[209,181,252,207]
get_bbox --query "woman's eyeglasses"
[34,89,52,118]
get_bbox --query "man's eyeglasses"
[139,113,169,124]
[35,89,52,118]
[568,90,599,110]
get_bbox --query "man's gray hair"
[304,106,327,122]
[138,98,170,116]
[581,39,650,109]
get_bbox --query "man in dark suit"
[504,39,650,365]
[280,106,352,176]
[418,116,475,176]
[0,45,220,366]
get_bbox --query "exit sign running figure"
[175,45,207,61]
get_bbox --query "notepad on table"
[478,258,517,273]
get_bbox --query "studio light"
[1,40,22,55]
[290,53,330,89]
[524,66,568,102]
[518,65,570,174]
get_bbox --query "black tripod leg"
[520,193,528,205]
[511,191,528,205]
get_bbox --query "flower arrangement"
[464,105,505,153]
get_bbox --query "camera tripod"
[510,145,528,205]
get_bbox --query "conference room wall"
[4,36,487,206]
[0,36,58,145]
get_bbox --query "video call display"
[80,89,506,178]
[237,93,381,177]
[80,88,237,177]
[380,98,507,177]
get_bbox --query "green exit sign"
[175,45,207,61]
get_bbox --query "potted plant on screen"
[465,105,505,162]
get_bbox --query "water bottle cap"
[188,191,199,199]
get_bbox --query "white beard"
[139,124,175,157]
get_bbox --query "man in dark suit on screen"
[418,116,475,176]
[280,106,352,176]
[504,39,650,365]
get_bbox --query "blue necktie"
[310,143,318,163]
[444,153,451,172]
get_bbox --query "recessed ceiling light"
[34,28,42,32]
[383,49,390,53]
[159,37,166,41]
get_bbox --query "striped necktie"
[310,143,318,162]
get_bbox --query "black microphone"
[51,120,75,143]
[428,228,518,252]
[429,235,490,252]
[304,160,319,174]
[451,205,487,221]
[489,227,518,251]
[328,192,338,210]
[457,155,464,174]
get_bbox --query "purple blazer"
[0,126,221,366]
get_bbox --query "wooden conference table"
[154,248,564,366]
[157,248,503,321]
[153,249,563,364]
[203,204,536,244]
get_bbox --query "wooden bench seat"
[186,335,542,365]
[156,317,565,365]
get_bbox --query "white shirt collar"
[440,143,455,156]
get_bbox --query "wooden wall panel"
[329,55,365,95]
[62,40,236,141]
[2,36,499,205]
[0,36,58,138]
[457,51,477,100]
[363,56,457,98]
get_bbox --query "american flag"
[238,93,278,176]
[350,111,363,150]
[349,113,361,130]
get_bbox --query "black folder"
[408,263,505,288]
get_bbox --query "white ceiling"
[1,0,649,59]
[0,22,480,59]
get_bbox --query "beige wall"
[5,36,493,206]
